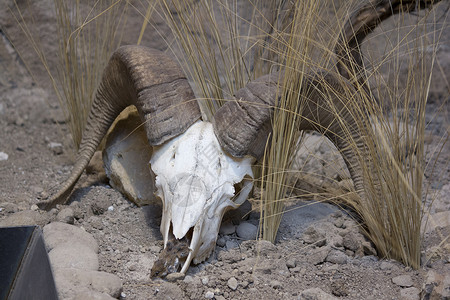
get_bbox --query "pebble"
[0,151,8,161]
[227,277,238,290]
[225,240,239,250]
[236,222,257,240]
[301,226,326,246]
[392,275,414,287]
[216,237,226,247]
[48,142,63,155]
[270,280,282,289]
[299,287,338,300]
[166,272,185,282]
[400,287,420,300]
[326,249,348,264]
[219,221,236,235]
[286,258,296,269]
[202,277,209,285]
[342,232,361,252]
[56,207,75,224]
[204,291,215,299]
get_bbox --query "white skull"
[150,121,254,272]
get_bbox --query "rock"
[216,237,226,247]
[48,142,63,155]
[400,287,420,300]
[166,272,185,282]
[53,268,122,299]
[301,226,326,246]
[421,270,450,300]
[392,275,414,287]
[204,291,215,299]
[308,246,331,265]
[202,277,209,285]
[56,207,75,224]
[0,210,49,226]
[227,277,238,290]
[0,151,8,161]
[270,280,282,289]
[225,239,239,250]
[342,232,362,252]
[217,250,241,263]
[326,249,348,264]
[43,222,99,253]
[286,258,297,269]
[49,243,99,270]
[299,287,339,300]
[235,222,257,240]
[219,221,236,235]
[255,240,277,257]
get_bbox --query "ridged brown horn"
[38,46,201,210]
[335,0,439,85]
[213,0,439,199]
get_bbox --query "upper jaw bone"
[150,121,254,272]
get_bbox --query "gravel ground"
[0,1,449,299]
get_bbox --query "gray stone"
[56,207,75,224]
[400,287,420,300]
[216,237,226,247]
[342,232,361,252]
[254,240,277,257]
[286,258,297,269]
[308,246,331,265]
[227,277,238,290]
[392,275,414,287]
[48,142,63,155]
[270,280,282,289]
[166,272,185,282]
[225,239,239,250]
[299,288,339,300]
[302,226,326,246]
[53,268,122,299]
[49,243,99,270]
[204,291,215,299]
[43,222,99,252]
[219,220,236,235]
[235,222,257,240]
[326,250,348,264]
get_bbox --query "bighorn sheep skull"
[38,0,436,275]
[151,121,253,271]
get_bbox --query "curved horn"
[39,46,201,210]
[335,0,438,85]
[213,0,437,199]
